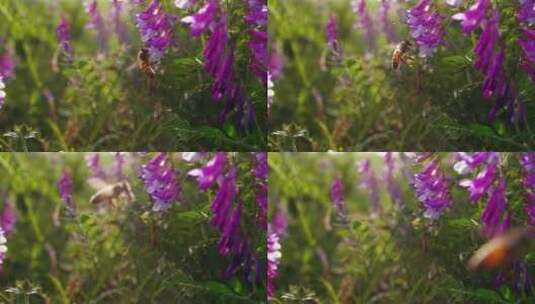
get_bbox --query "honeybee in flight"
[137,48,156,91]
[88,179,135,207]
[467,227,534,271]
[392,40,413,70]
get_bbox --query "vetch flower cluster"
[136,0,175,62]
[480,177,510,238]
[188,152,226,191]
[379,0,398,43]
[452,1,522,123]
[139,153,181,212]
[253,152,268,229]
[112,152,126,181]
[0,201,16,237]
[518,0,535,24]
[383,152,402,207]
[86,153,106,179]
[353,0,376,52]
[85,0,109,50]
[110,0,130,45]
[454,152,510,237]
[452,0,490,33]
[519,153,535,225]
[246,0,268,84]
[182,0,217,37]
[204,15,236,101]
[357,159,381,216]
[326,15,343,59]
[188,153,259,281]
[474,13,505,99]
[411,158,452,220]
[58,169,76,217]
[330,175,348,223]
[519,29,535,85]
[456,152,499,202]
[407,0,444,57]
[56,15,73,59]
[0,51,15,80]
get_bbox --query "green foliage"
[0,0,266,151]
[0,153,266,303]
[269,0,535,151]
[269,153,535,303]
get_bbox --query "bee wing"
[467,239,509,271]
[87,177,110,191]
[467,228,530,271]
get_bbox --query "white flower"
[175,0,196,9]
[0,78,5,108]
[446,0,464,7]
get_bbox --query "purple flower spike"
[267,227,282,298]
[112,152,126,181]
[246,0,268,84]
[331,175,347,222]
[248,29,268,84]
[411,159,452,220]
[111,0,130,45]
[210,167,237,230]
[271,208,288,237]
[56,15,73,58]
[139,153,181,212]
[407,0,444,58]
[519,29,535,85]
[58,169,76,217]
[519,153,535,225]
[85,0,109,50]
[253,153,267,229]
[182,0,218,37]
[326,15,343,58]
[85,153,106,179]
[218,202,242,256]
[136,0,175,62]
[0,52,15,80]
[188,152,227,191]
[269,50,284,81]
[458,152,499,202]
[0,201,16,237]
[380,0,398,42]
[452,0,490,33]
[518,0,535,24]
[384,152,402,207]
[357,159,381,216]
[203,16,236,101]
[353,0,376,52]
[481,177,509,238]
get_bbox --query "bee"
[137,48,156,91]
[392,40,413,70]
[88,179,135,207]
[467,227,534,271]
